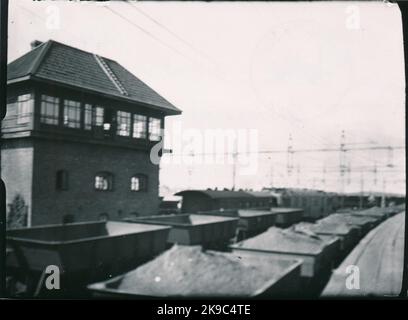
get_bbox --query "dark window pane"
[63,100,81,128]
[56,170,68,190]
[40,95,59,125]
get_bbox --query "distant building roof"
[343,192,405,198]
[7,40,181,115]
[175,189,278,200]
[161,195,182,202]
[176,189,254,199]
[265,188,328,196]
[245,191,280,198]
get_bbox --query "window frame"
[132,114,147,139]
[98,213,110,221]
[16,93,34,124]
[84,103,93,130]
[63,99,81,129]
[148,117,162,141]
[130,174,148,192]
[117,110,131,136]
[40,94,60,125]
[94,172,113,191]
[56,170,69,191]
[93,106,104,127]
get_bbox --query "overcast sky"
[8,1,405,195]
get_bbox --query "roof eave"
[7,75,182,116]
[7,75,32,85]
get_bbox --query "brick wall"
[31,138,160,225]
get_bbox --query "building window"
[63,99,81,128]
[133,114,147,139]
[95,172,113,191]
[84,104,93,130]
[98,213,110,221]
[117,111,131,136]
[148,117,161,141]
[62,214,75,224]
[130,174,147,192]
[16,94,34,124]
[93,106,104,127]
[56,170,69,190]
[40,95,59,125]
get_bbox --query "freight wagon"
[125,214,238,249]
[322,213,378,237]
[88,245,303,298]
[176,188,340,223]
[6,221,170,297]
[271,208,303,227]
[294,221,361,265]
[197,208,277,241]
[230,227,340,296]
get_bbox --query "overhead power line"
[125,1,219,69]
[105,6,195,62]
[166,145,405,157]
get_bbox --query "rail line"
[321,212,405,297]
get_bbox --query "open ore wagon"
[198,208,277,240]
[125,214,238,248]
[6,221,170,295]
[230,226,340,296]
[88,245,302,298]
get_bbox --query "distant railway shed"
[266,188,340,221]
[340,192,406,210]
[175,189,278,213]
[158,195,182,215]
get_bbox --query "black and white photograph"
[1,0,406,301]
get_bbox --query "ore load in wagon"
[319,213,378,237]
[230,226,340,296]
[294,220,360,262]
[88,245,302,298]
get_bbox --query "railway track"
[321,211,405,297]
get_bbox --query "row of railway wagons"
[175,188,340,221]
[168,188,404,221]
[7,204,403,298]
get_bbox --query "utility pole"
[187,150,194,189]
[387,146,394,168]
[287,134,294,188]
[0,0,8,298]
[372,161,377,195]
[296,164,300,187]
[373,162,377,185]
[381,178,387,208]
[322,165,326,190]
[232,144,238,191]
[339,130,346,207]
[269,164,274,188]
[359,173,364,209]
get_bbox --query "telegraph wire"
[125,1,220,70]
